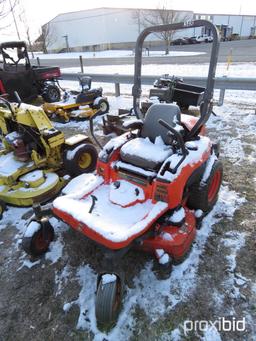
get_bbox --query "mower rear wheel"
[187,160,223,213]
[94,99,109,114]
[64,143,98,176]
[42,84,61,103]
[22,219,54,256]
[0,200,6,220]
[95,276,122,328]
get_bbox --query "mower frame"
[132,19,220,138]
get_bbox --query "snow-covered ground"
[62,62,256,77]
[31,50,205,60]
[60,62,256,99]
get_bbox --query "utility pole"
[9,0,21,40]
[62,35,70,52]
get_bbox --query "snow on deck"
[0,152,34,177]
[54,183,167,243]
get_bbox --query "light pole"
[62,35,70,53]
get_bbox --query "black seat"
[120,104,181,171]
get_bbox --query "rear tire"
[95,276,122,328]
[63,143,98,176]
[94,99,109,114]
[187,160,223,213]
[22,219,54,256]
[42,84,61,103]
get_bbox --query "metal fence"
[61,72,256,106]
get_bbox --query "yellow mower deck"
[0,168,67,206]
[43,100,98,122]
[0,152,67,206]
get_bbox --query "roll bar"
[132,19,220,139]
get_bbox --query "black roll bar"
[132,20,220,139]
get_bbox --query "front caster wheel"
[95,273,123,329]
[22,218,54,256]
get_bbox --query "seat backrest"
[141,103,181,144]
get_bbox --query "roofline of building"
[44,7,256,26]
[45,7,194,25]
[195,12,256,17]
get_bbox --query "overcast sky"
[1,0,256,42]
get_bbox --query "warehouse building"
[44,7,256,53]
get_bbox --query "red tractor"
[22,20,222,329]
[0,41,61,102]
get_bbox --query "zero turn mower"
[22,20,222,330]
[0,93,98,218]
[43,76,109,122]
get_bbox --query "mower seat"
[120,103,180,171]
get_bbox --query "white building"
[45,8,193,52]
[44,7,256,52]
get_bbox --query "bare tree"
[39,23,56,54]
[133,5,190,55]
[0,0,19,31]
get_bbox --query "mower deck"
[53,176,168,249]
[0,152,34,178]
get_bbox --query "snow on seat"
[120,136,173,171]
[53,180,168,249]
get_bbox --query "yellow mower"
[43,76,109,123]
[0,93,98,218]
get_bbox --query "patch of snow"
[65,134,88,145]
[109,180,145,207]
[55,265,71,296]
[158,136,210,182]
[120,137,173,164]
[159,253,170,265]
[61,174,103,198]
[17,259,41,271]
[201,326,222,341]
[99,132,130,159]
[201,152,217,183]
[169,207,185,224]
[24,221,41,238]
[195,209,203,218]
[45,239,63,264]
[113,160,157,178]
[18,172,59,193]
[161,232,173,241]
[20,170,43,183]
[66,143,85,161]
[0,152,34,177]
[156,249,165,258]
[61,62,256,78]
[63,302,73,312]
[34,50,205,60]
[101,273,117,285]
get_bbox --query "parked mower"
[102,70,205,137]
[141,74,205,113]
[0,41,61,102]
[0,93,98,218]
[43,76,109,122]
[22,20,222,329]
